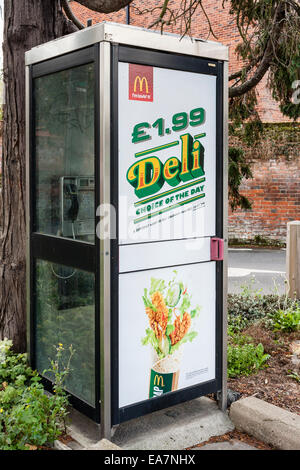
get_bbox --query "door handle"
[210,237,224,261]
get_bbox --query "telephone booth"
[26,22,228,438]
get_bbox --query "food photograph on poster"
[119,263,216,408]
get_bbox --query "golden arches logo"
[134,75,149,93]
[153,374,164,387]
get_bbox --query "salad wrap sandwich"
[141,273,201,398]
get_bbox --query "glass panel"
[34,63,95,243]
[35,260,95,406]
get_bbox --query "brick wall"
[228,124,300,242]
[69,0,294,123]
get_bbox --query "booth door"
[111,47,224,424]
[29,46,100,421]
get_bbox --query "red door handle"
[210,237,224,261]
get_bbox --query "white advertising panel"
[118,62,216,245]
[119,263,216,407]
[118,60,218,410]
[119,236,211,273]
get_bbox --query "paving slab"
[111,397,234,450]
[87,439,122,451]
[53,439,72,450]
[67,407,100,448]
[194,440,257,450]
[67,397,234,450]
[230,396,300,450]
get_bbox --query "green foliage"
[272,44,300,120]
[228,287,300,333]
[228,287,271,378]
[287,370,300,383]
[0,339,34,385]
[229,91,263,144]
[267,305,300,332]
[226,0,300,208]
[228,1,300,120]
[228,89,262,211]
[228,146,253,211]
[0,340,73,450]
[228,313,250,333]
[229,235,286,249]
[227,284,299,378]
[228,341,270,378]
[228,329,253,346]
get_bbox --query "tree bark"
[0,0,75,352]
[76,0,132,14]
[62,0,84,29]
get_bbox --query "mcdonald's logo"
[153,374,164,387]
[129,64,153,102]
[134,76,149,94]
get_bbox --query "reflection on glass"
[35,260,95,406]
[34,63,95,243]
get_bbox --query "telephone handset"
[59,176,94,240]
[51,176,94,280]
[65,183,79,222]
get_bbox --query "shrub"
[228,329,253,346]
[228,291,300,332]
[228,313,250,333]
[0,339,34,384]
[267,305,300,332]
[227,342,270,378]
[0,340,73,450]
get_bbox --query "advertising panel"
[118,62,217,245]
[118,60,219,412]
[119,263,216,407]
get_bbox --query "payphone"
[58,176,95,240]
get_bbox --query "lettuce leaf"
[142,288,157,312]
[190,305,201,319]
[170,331,198,354]
[141,328,164,358]
[166,324,175,336]
[179,294,191,320]
[149,277,166,295]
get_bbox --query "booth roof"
[25,21,229,66]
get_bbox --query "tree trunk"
[0,1,76,352]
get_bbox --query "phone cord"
[50,223,76,280]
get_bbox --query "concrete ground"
[63,397,291,451]
[228,248,286,295]
[66,397,235,450]
[194,440,256,450]
[111,397,234,450]
[230,396,300,450]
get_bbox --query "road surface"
[228,248,286,295]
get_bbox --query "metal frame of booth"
[25,22,229,439]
